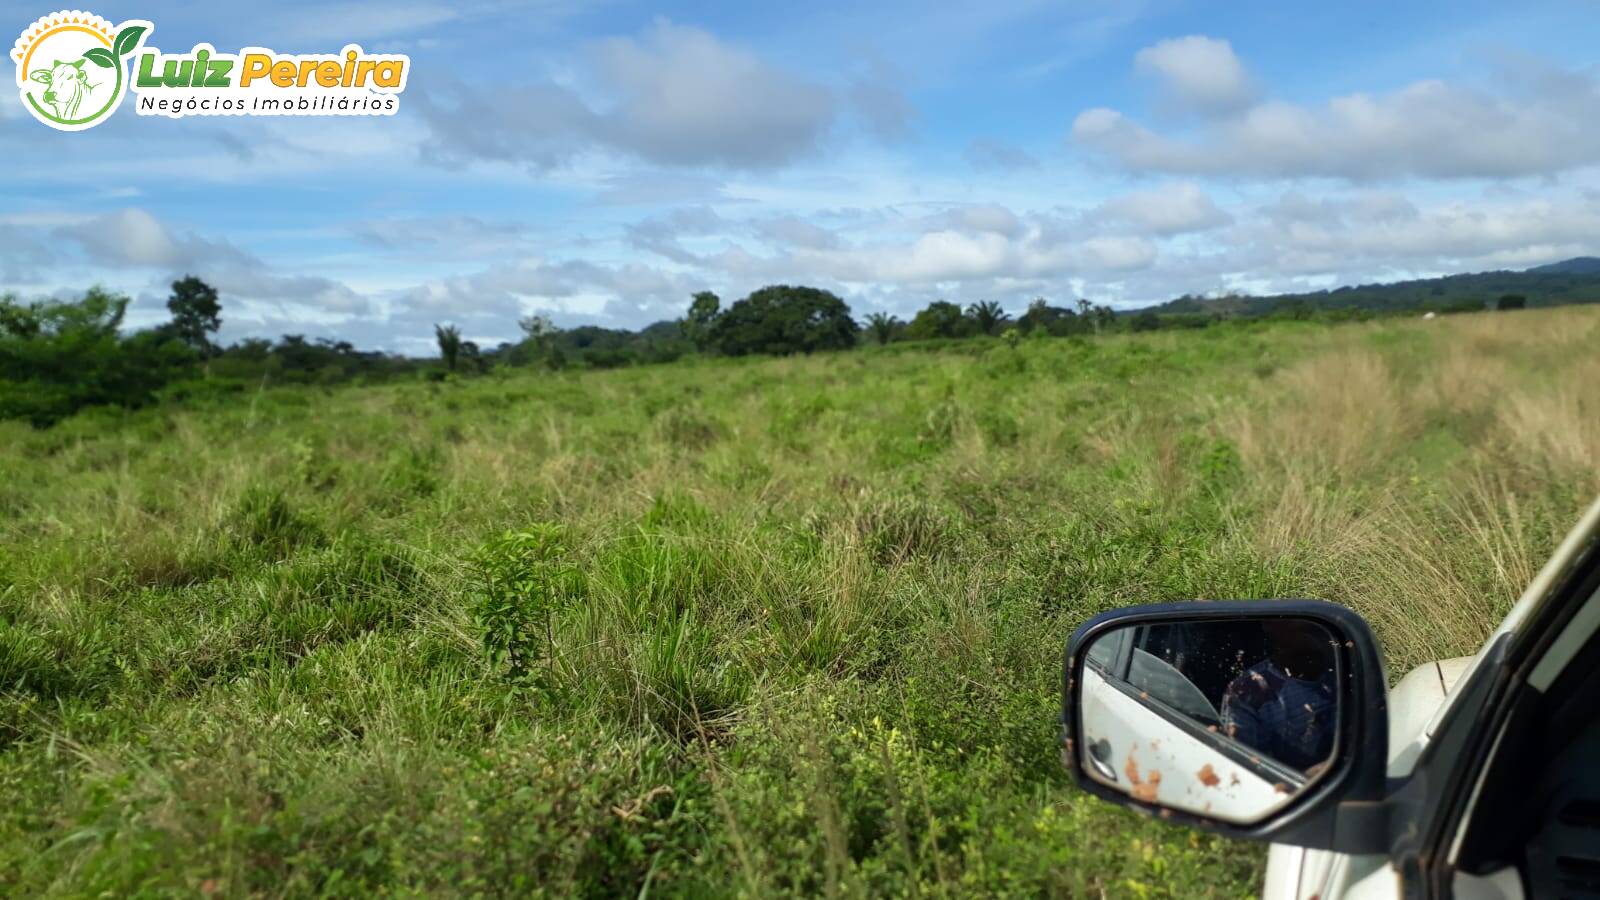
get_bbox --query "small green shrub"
[1194,436,1244,494]
[470,524,581,688]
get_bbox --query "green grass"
[1,308,1597,896]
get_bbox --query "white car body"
[1081,665,1288,823]
[1263,657,1485,899]
[1263,496,1600,900]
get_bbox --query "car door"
[1060,495,1600,900]
[1282,495,1600,900]
[1407,495,1600,897]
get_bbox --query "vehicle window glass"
[1127,647,1219,724]
[1086,627,1130,676]
[1125,624,1236,726]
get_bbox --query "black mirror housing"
[1061,600,1392,854]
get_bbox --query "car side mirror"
[1061,600,1391,853]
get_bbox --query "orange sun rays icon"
[11,10,117,71]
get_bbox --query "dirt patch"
[1124,753,1161,803]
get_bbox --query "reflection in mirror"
[1077,616,1340,824]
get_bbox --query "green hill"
[1526,256,1600,275]
[1144,257,1600,317]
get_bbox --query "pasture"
[0,308,1595,896]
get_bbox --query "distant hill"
[1525,256,1600,275]
[1142,258,1600,317]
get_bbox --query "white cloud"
[418,20,846,171]
[1134,35,1254,113]
[350,214,537,259]
[1075,235,1159,270]
[923,203,1025,238]
[753,214,841,250]
[885,230,1017,281]
[689,205,1159,286]
[590,21,836,167]
[47,209,374,319]
[625,206,729,263]
[1236,191,1600,269]
[600,182,1600,319]
[1093,182,1232,234]
[60,209,255,269]
[37,183,1600,349]
[1077,52,1600,179]
[392,256,703,336]
[209,270,371,314]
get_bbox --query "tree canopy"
[682,291,721,351]
[0,287,196,425]
[864,311,899,346]
[966,300,1009,335]
[434,324,463,372]
[904,301,975,340]
[1016,299,1085,336]
[709,285,859,356]
[166,275,222,355]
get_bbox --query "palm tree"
[967,300,1009,335]
[1093,305,1116,334]
[865,311,898,346]
[434,323,462,372]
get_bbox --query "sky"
[5,0,1600,354]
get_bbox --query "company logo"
[12,11,148,130]
[13,10,409,132]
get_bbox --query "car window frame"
[1443,547,1600,882]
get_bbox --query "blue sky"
[5,0,1600,354]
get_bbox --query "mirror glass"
[1077,616,1341,824]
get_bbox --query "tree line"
[0,277,427,426]
[3,271,1534,426]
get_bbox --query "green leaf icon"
[113,25,147,58]
[82,47,115,68]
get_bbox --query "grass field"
[1,307,1597,897]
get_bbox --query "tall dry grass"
[1215,310,1598,671]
